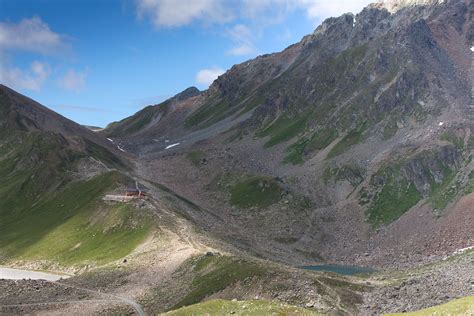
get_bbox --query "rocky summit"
[0,0,473,315]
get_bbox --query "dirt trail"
[54,281,145,316]
[140,179,209,253]
[0,281,146,316]
[316,279,350,315]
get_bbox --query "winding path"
[55,281,146,316]
[0,277,145,316]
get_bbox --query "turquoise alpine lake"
[301,264,375,276]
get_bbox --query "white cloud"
[228,43,255,56]
[54,104,114,113]
[0,17,66,55]
[241,0,371,21]
[296,0,372,20]
[0,60,51,91]
[195,67,225,86]
[226,24,256,56]
[136,0,231,27]
[135,0,372,59]
[58,69,87,91]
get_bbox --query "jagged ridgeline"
[0,85,153,267]
[102,0,472,228]
[0,0,473,314]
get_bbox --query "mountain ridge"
[101,0,473,268]
[0,0,472,314]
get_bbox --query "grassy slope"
[141,253,368,314]
[229,176,283,209]
[163,299,321,316]
[104,103,167,138]
[0,131,152,266]
[170,255,266,310]
[361,144,466,226]
[0,170,152,266]
[385,296,474,316]
[186,151,206,167]
[257,115,309,148]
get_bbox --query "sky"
[0,0,372,127]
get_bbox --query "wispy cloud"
[135,0,231,28]
[54,104,117,113]
[241,0,371,21]
[0,16,67,55]
[195,67,225,87]
[135,1,372,28]
[0,17,76,92]
[135,0,371,59]
[296,0,372,20]
[226,24,256,56]
[130,94,174,108]
[58,69,87,92]
[0,60,51,91]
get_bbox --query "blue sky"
[0,0,371,127]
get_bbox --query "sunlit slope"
[0,85,152,267]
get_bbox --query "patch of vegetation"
[171,256,266,310]
[317,277,367,307]
[440,131,464,149]
[83,138,126,169]
[283,128,338,165]
[366,166,422,226]
[465,171,474,194]
[384,296,474,316]
[164,299,322,316]
[362,145,466,225]
[273,236,300,244]
[224,130,244,143]
[383,120,398,140]
[229,176,283,209]
[468,135,474,150]
[283,141,307,165]
[327,123,368,159]
[0,132,151,265]
[105,104,166,137]
[185,98,236,129]
[323,164,365,186]
[0,171,152,265]
[428,167,457,210]
[257,115,308,148]
[186,151,206,167]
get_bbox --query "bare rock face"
[371,0,446,12]
[101,0,473,267]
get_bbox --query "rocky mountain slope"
[0,84,154,270]
[0,0,473,315]
[104,0,473,268]
[0,85,384,315]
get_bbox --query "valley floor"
[1,147,472,315]
[0,183,472,315]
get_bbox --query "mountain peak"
[172,86,200,102]
[371,0,445,12]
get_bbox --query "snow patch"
[107,138,113,142]
[117,146,126,152]
[165,143,180,150]
[443,245,474,260]
[438,122,444,126]
[471,46,474,52]
[453,246,474,255]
